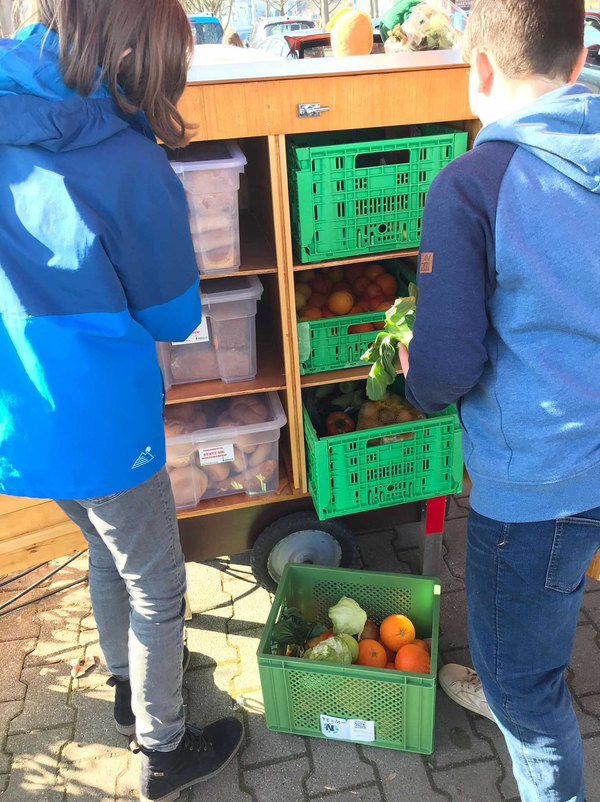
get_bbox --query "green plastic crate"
[304,403,463,520]
[288,126,468,263]
[258,564,441,754]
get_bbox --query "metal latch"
[298,103,331,118]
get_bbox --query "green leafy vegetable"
[305,635,353,663]
[272,607,326,655]
[328,596,368,637]
[360,283,418,400]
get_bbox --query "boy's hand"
[398,343,409,377]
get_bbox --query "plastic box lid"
[200,274,263,308]
[166,392,287,446]
[170,140,247,174]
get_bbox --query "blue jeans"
[56,466,186,751]
[467,506,600,802]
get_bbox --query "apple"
[360,618,380,641]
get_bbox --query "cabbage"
[328,596,368,637]
[339,633,359,662]
[306,635,353,663]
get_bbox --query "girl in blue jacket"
[0,1,243,800]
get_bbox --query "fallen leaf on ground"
[69,655,97,678]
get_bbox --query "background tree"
[181,0,234,30]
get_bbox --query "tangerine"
[356,639,387,668]
[328,290,354,316]
[394,643,431,674]
[412,638,431,654]
[374,273,398,297]
[379,614,415,652]
[299,306,322,321]
[365,263,385,279]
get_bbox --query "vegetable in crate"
[305,635,353,664]
[325,411,355,436]
[272,607,326,656]
[328,596,367,637]
[360,283,417,400]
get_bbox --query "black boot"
[107,646,191,737]
[139,718,244,802]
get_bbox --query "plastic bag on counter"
[384,0,466,53]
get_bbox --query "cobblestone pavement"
[2,493,600,801]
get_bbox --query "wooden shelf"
[200,213,277,280]
[293,249,419,272]
[301,363,402,389]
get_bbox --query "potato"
[249,442,272,467]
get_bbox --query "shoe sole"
[116,648,192,738]
[438,677,495,722]
[139,726,244,802]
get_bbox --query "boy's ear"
[569,47,588,83]
[474,48,494,96]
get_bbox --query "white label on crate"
[319,715,375,743]
[198,443,234,466]
[172,318,209,346]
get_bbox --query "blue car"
[188,14,224,45]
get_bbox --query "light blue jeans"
[467,506,600,802]
[57,466,186,751]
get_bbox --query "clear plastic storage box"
[170,140,247,274]
[164,392,287,510]
[157,275,264,387]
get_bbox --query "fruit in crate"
[299,306,322,321]
[327,290,354,316]
[360,618,380,641]
[356,639,387,668]
[380,614,416,652]
[331,10,373,57]
[325,411,355,436]
[395,643,431,674]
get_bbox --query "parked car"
[248,16,316,48]
[581,11,600,93]
[256,29,383,59]
[235,25,252,45]
[188,14,224,45]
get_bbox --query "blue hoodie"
[0,25,202,500]
[405,85,600,523]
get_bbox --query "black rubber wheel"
[251,511,355,592]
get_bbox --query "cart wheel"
[251,512,354,592]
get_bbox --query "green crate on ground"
[258,564,441,754]
[287,126,468,264]
[304,401,462,520]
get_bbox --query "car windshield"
[265,21,313,36]
[191,21,223,45]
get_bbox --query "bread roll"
[191,409,208,430]
[203,462,230,488]
[174,403,198,422]
[216,410,235,428]
[229,396,268,425]
[164,417,190,438]
[249,442,272,467]
[231,447,246,473]
[169,465,208,507]
[245,459,278,492]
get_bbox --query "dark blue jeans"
[466,506,600,802]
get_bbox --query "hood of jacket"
[476,84,600,193]
[0,24,153,151]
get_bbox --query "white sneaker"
[438,664,495,721]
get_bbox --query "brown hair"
[223,29,243,47]
[33,0,193,147]
[463,0,585,81]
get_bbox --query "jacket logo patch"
[132,447,154,469]
[420,252,434,274]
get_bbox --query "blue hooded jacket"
[405,85,600,522]
[0,25,202,500]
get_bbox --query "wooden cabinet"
[0,51,475,572]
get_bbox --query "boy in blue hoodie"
[400,0,598,799]
[0,2,242,800]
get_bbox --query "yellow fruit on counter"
[331,11,373,57]
[296,282,312,299]
[326,7,350,31]
[295,289,308,312]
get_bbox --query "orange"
[395,643,431,674]
[364,282,383,300]
[375,273,398,297]
[351,276,370,297]
[365,263,385,279]
[379,614,415,652]
[356,639,387,668]
[299,307,322,321]
[412,638,431,654]
[327,290,354,316]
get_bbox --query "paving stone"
[0,591,41,643]
[438,591,469,653]
[357,530,399,573]
[569,625,600,697]
[228,582,273,635]
[429,758,504,801]
[441,517,467,581]
[392,547,420,575]
[393,521,422,551]
[65,681,127,761]
[305,737,375,796]
[584,576,600,593]
[0,701,23,773]
[571,691,600,737]
[0,638,36,703]
[61,749,131,800]
[581,591,600,630]
[244,754,310,802]
[3,725,71,801]
[0,564,53,591]
[10,663,75,733]
[237,690,307,767]
[0,773,8,793]
[445,496,469,520]
[426,686,494,770]
[80,612,97,631]
[584,735,600,802]
[24,605,87,667]
[186,612,238,667]
[185,561,231,615]
[228,626,263,695]
[184,663,239,727]
[438,647,474,671]
[311,784,383,801]
[358,745,446,800]
[191,755,252,802]
[115,752,139,801]
[470,716,520,800]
